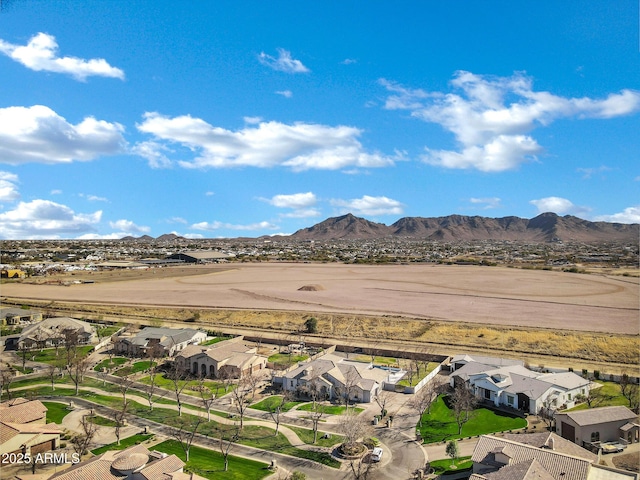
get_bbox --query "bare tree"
[171,416,203,462]
[337,368,360,410]
[268,391,293,436]
[1,365,15,399]
[450,384,476,435]
[62,328,80,367]
[70,414,98,456]
[142,344,166,411]
[374,389,392,418]
[339,411,372,454]
[17,342,34,371]
[168,360,191,417]
[410,381,438,427]
[230,375,254,430]
[112,401,128,446]
[46,362,61,392]
[347,456,377,480]
[620,374,640,412]
[218,423,240,472]
[304,373,327,444]
[67,356,90,395]
[538,396,557,431]
[116,373,135,404]
[197,375,216,422]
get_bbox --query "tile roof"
[472,435,593,480]
[471,458,557,480]
[0,398,48,424]
[556,406,638,427]
[501,433,597,462]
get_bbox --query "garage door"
[561,422,575,442]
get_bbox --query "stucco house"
[17,317,96,349]
[276,353,392,403]
[470,434,637,480]
[113,327,207,357]
[175,336,267,379]
[450,358,591,414]
[0,307,42,326]
[555,406,639,448]
[0,398,61,456]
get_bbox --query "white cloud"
[191,220,279,231]
[76,233,131,240]
[108,219,150,234]
[258,48,310,73]
[594,206,640,224]
[470,197,502,209]
[276,90,293,98]
[0,105,126,165]
[342,58,357,65]
[136,113,396,171]
[0,171,20,202]
[0,199,101,239]
[205,191,215,196]
[0,32,124,81]
[167,217,188,224]
[244,116,263,124]
[576,165,612,179]
[80,193,108,202]
[331,195,404,216]
[267,192,317,209]
[529,196,591,217]
[51,189,62,195]
[130,140,172,169]
[382,71,640,172]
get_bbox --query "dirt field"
[3,263,638,334]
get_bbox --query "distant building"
[175,336,266,379]
[0,269,26,279]
[49,444,207,480]
[0,307,42,326]
[555,406,639,448]
[0,398,62,456]
[167,251,233,264]
[114,327,207,357]
[18,317,96,349]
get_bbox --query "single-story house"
[555,406,639,447]
[0,307,42,326]
[114,327,207,357]
[167,251,233,264]
[175,336,267,379]
[450,360,591,414]
[18,317,96,349]
[276,353,393,403]
[49,444,207,480]
[0,398,62,456]
[470,434,637,480]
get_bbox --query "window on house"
[567,393,572,400]
[484,389,491,399]
[591,431,600,442]
[290,380,294,387]
[507,395,514,405]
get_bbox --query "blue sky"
[0,1,638,239]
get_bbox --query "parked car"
[601,442,626,454]
[371,447,383,462]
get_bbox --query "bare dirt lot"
[3,263,638,334]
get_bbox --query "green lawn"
[12,365,34,374]
[91,434,154,455]
[430,456,473,474]
[297,403,364,415]
[200,336,235,346]
[88,415,118,427]
[417,395,527,443]
[566,380,630,411]
[250,395,303,412]
[353,354,398,366]
[268,353,309,368]
[43,401,72,424]
[113,360,156,376]
[137,373,233,397]
[153,440,270,480]
[288,425,344,447]
[397,362,439,387]
[31,345,93,364]
[94,357,128,371]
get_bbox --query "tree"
[268,391,293,436]
[218,423,239,472]
[339,411,372,453]
[112,401,129,446]
[143,343,166,411]
[70,414,98,456]
[62,328,80,367]
[197,375,216,422]
[620,374,640,412]
[410,382,438,427]
[46,362,61,392]
[538,396,557,431]
[171,416,203,462]
[304,317,318,334]
[67,356,90,395]
[450,384,476,435]
[374,389,391,418]
[17,342,34,371]
[230,375,255,430]
[168,360,191,417]
[446,440,459,467]
[116,373,135,404]
[0,365,15,399]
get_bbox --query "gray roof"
[451,354,524,369]
[470,458,557,480]
[556,406,638,427]
[501,433,597,462]
[133,327,203,347]
[472,435,593,480]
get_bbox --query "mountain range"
[121,213,639,243]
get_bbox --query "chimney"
[548,437,555,450]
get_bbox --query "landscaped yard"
[200,336,235,346]
[113,360,156,376]
[137,373,232,397]
[153,440,271,480]
[566,380,630,411]
[91,433,154,455]
[31,345,94,364]
[268,353,309,368]
[43,401,72,424]
[429,455,473,474]
[417,395,527,443]
[297,403,364,415]
[250,395,303,412]
[87,415,118,427]
[94,357,128,371]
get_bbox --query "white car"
[371,447,383,462]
